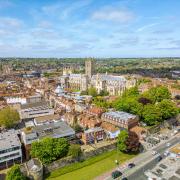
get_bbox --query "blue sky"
[0,0,180,57]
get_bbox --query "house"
[0,130,22,169]
[100,122,120,139]
[86,107,105,118]
[101,111,139,129]
[130,126,147,141]
[79,115,102,129]
[19,101,54,120]
[82,127,104,145]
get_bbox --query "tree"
[142,104,162,126]
[73,124,83,133]
[158,99,178,120]
[175,95,180,100]
[122,86,139,98]
[6,164,26,180]
[68,144,82,158]
[99,90,109,96]
[0,107,20,128]
[117,130,140,153]
[126,131,140,153]
[117,130,128,152]
[138,97,152,105]
[31,137,69,164]
[88,87,98,97]
[143,86,171,103]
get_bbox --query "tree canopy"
[117,130,140,153]
[113,85,177,126]
[6,164,26,180]
[117,130,128,152]
[31,137,69,164]
[68,144,82,158]
[157,99,178,120]
[0,107,20,128]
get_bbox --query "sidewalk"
[94,133,179,180]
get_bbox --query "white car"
[166,143,171,147]
[164,151,169,156]
[152,151,157,155]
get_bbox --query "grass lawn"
[47,150,135,180]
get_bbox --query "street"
[96,134,180,180]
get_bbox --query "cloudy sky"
[0,0,180,57]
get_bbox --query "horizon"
[0,0,180,57]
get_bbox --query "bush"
[31,137,69,164]
[6,165,26,180]
[68,144,81,158]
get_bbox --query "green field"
[47,150,135,180]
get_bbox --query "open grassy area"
[47,150,135,180]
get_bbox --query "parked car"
[128,163,135,168]
[156,155,162,162]
[166,143,171,147]
[111,170,122,179]
[152,151,157,155]
[164,150,169,156]
[121,177,128,180]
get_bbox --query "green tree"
[0,107,20,128]
[142,104,162,126]
[31,137,69,164]
[68,144,82,158]
[143,86,171,103]
[158,99,178,120]
[122,86,139,98]
[117,130,128,152]
[98,90,109,96]
[88,87,98,97]
[6,164,26,180]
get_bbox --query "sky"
[0,0,180,58]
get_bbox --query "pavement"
[95,133,180,180]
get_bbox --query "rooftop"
[34,121,75,139]
[102,111,137,121]
[21,100,49,109]
[34,114,60,123]
[0,129,21,151]
[84,127,103,134]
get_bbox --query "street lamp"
[115,159,119,169]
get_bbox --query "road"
[96,134,179,180]
[126,136,179,180]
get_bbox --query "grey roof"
[34,121,75,139]
[27,158,42,172]
[91,74,126,82]
[0,130,21,151]
[21,101,49,109]
[102,111,137,122]
[84,127,103,134]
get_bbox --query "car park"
[111,170,122,179]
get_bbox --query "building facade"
[101,111,139,130]
[0,130,22,168]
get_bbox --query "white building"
[0,130,22,168]
[19,101,54,120]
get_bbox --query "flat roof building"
[0,130,22,168]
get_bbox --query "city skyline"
[0,0,180,57]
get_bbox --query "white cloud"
[136,23,159,32]
[91,8,135,23]
[0,17,23,29]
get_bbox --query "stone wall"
[44,142,116,174]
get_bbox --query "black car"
[128,163,135,168]
[111,170,122,179]
[156,155,162,162]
